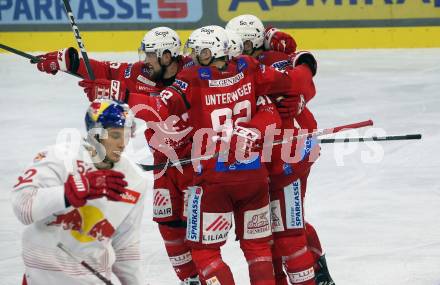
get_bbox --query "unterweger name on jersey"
[205,82,252,106]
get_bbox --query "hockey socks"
[241,240,276,285]
[158,224,198,281]
[305,223,323,265]
[191,248,235,285]
[274,236,316,285]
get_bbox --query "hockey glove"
[64,170,128,208]
[264,27,297,54]
[36,47,79,75]
[79,79,128,102]
[290,51,317,76]
[227,125,261,163]
[275,94,305,119]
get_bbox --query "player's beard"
[149,65,165,81]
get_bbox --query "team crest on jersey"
[259,64,266,73]
[237,57,248,72]
[124,64,133,78]
[198,67,212,80]
[202,212,232,244]
[174,79,188,91]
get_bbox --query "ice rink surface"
[0,49,439,284]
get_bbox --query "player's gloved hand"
[78,79,128,102]
[227,124,261,163]
[264,27,297,54]
[64,170,128,208]
[275,94,305,119]
[290,51,317,76]
[36,47,79,75]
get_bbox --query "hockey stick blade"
[138,119,374,171]
[0,43,82,78]
[319,133,422,144]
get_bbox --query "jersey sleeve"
[76,59,131,80]
[158,72,193,117]
[240,95,281,138]
[254,62,294,96]
[254,61,315,102]
[286,64,316,103]
[111,189,146,285]
[11,147,69,225]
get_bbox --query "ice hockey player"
[143,25,316,285]
[11,99,148,285]
[34,27,202,285]
[226,14,335,285]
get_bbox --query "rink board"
[1,26,440,52]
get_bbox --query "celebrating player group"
[12,14,336,285]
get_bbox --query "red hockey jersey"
[257,50,319,180]
[153,55,312,182]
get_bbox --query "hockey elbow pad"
[292,51,317,76]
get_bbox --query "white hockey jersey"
[11,141,149,285]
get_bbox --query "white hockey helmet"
[183,27,204,56]
[139,27,181,61]
[192,25,229,60]
[225,14,265,50]
[225,29,244,58]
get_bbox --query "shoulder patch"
[174,79,188,91]
[271,60,289,70]
[237,57,248,72]
[198,67,212,80]
[124,64,133,78]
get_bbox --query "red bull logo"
[47,205,115,243]
[47,209,82,231]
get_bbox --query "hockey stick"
[0,43,82,78]
[138,119,374,171]
[271,119,373,146]
[57,243,114,285]
[319,133,422,144]
[62,0,95,80]
[0,43,40,63]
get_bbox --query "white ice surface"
[0,49,439,285]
